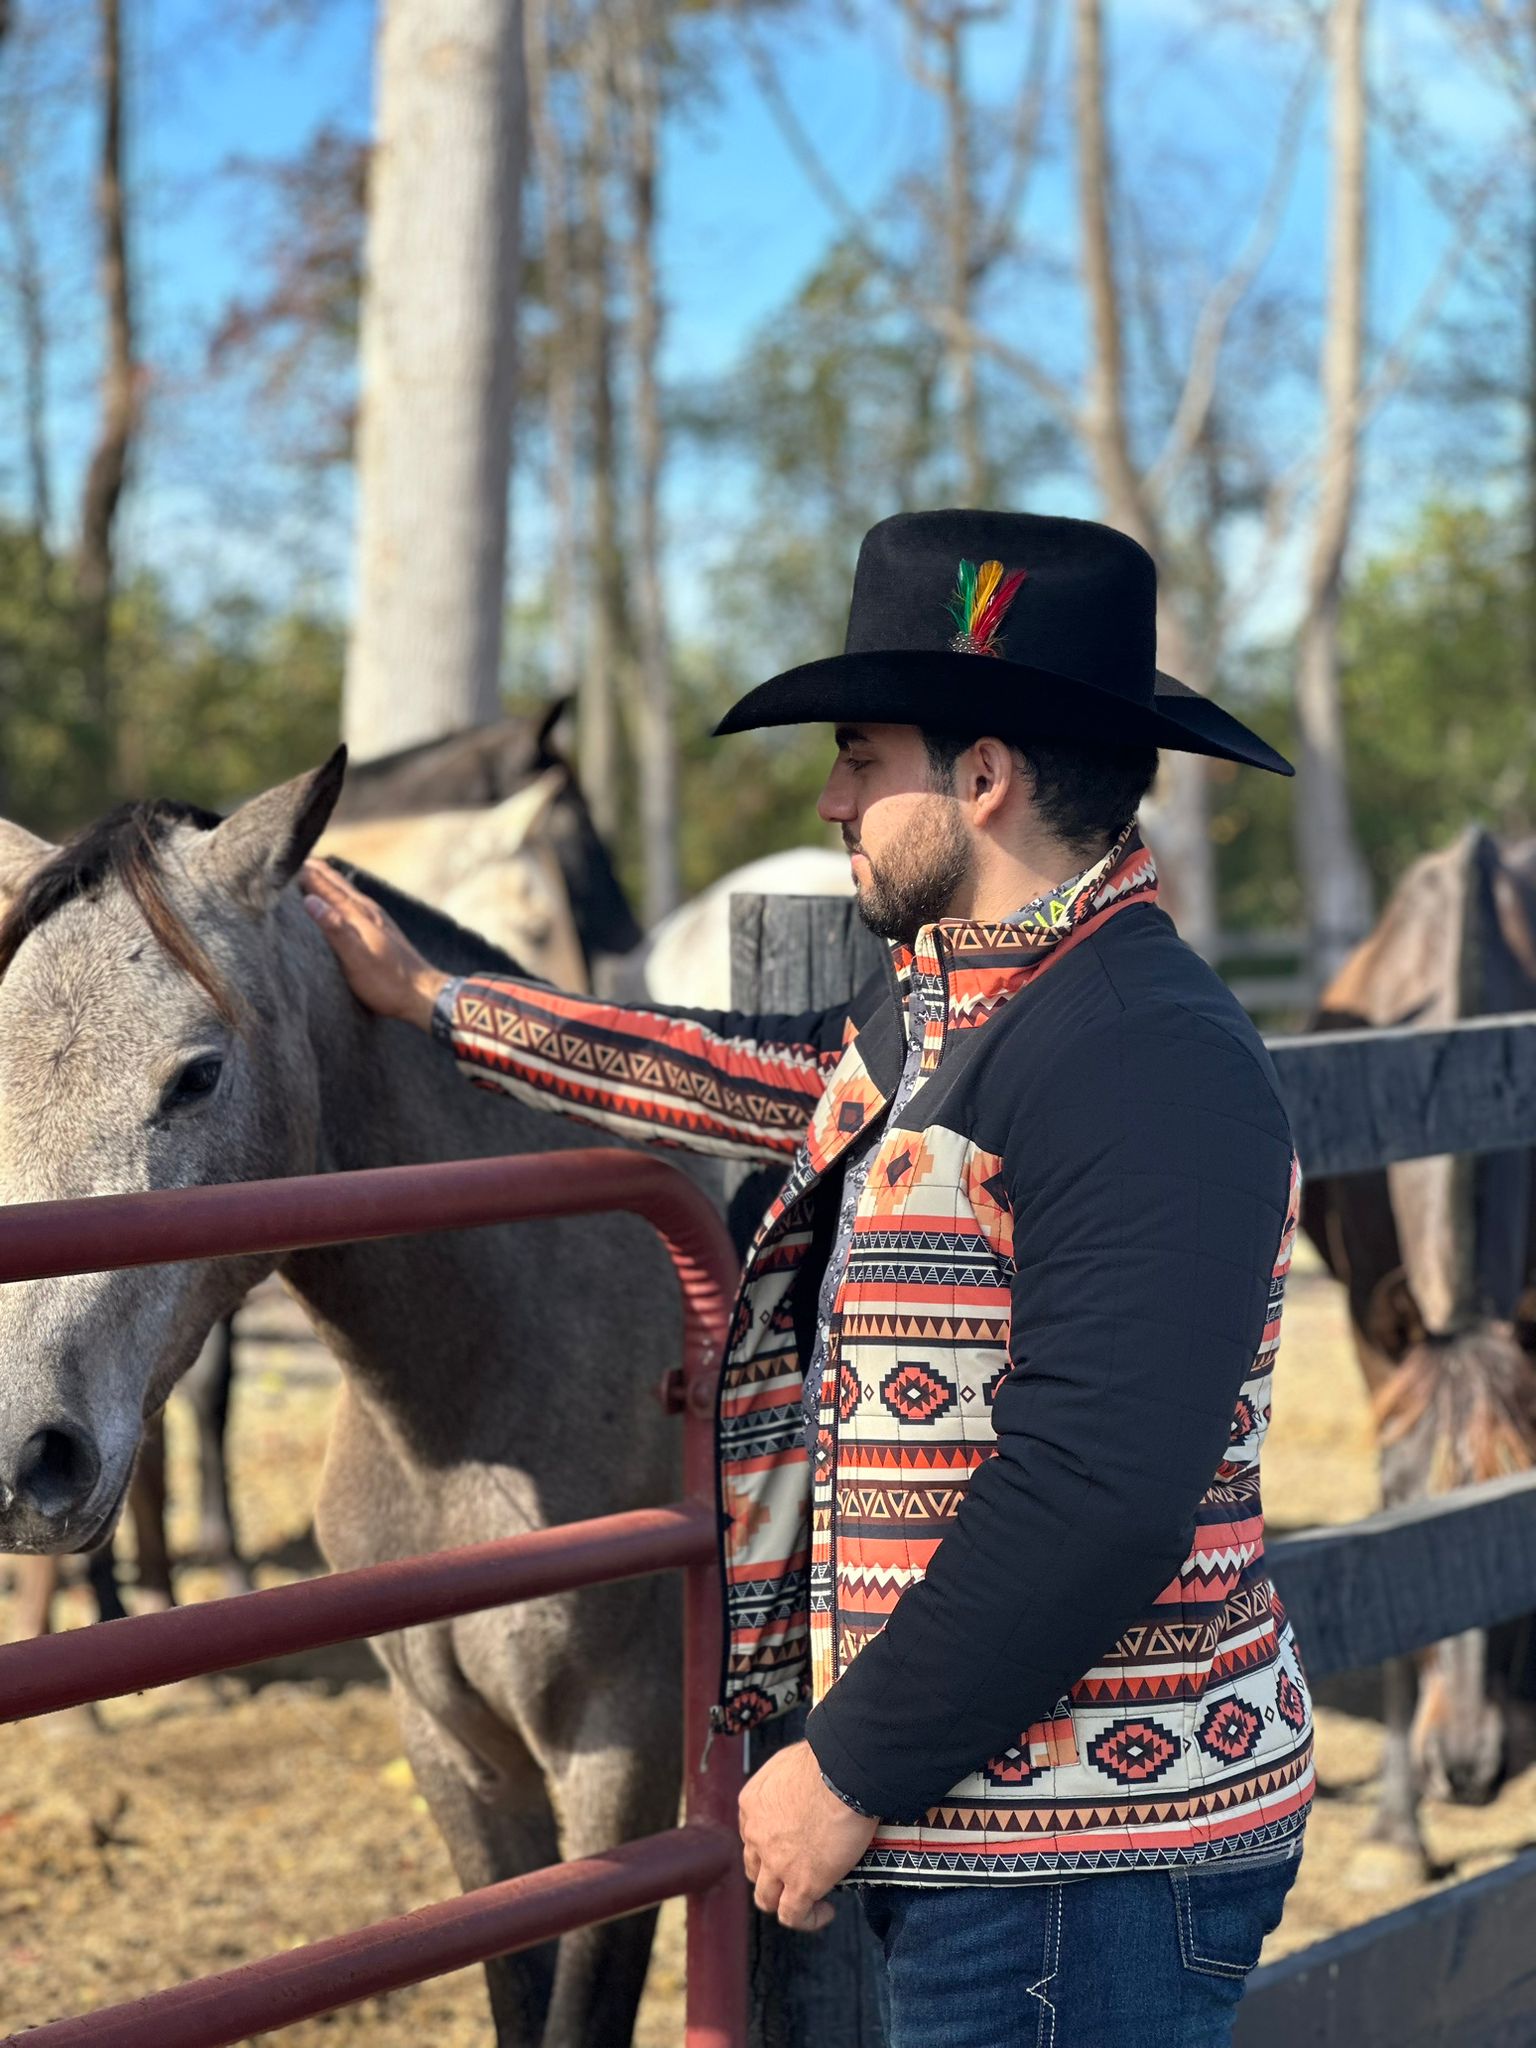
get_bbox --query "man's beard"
[849,795,974,945]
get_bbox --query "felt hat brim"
[713,649,1293,777]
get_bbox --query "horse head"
[1373,1312,1536,1801]
[318,767,591,988]
[0,756,348,1557]
[327,707,643,976]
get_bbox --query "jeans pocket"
[1171,1855,1301,1982]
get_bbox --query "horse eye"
[162,1055,224,1114]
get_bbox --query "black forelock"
[0,798,228,993]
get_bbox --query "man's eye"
[161,1056,224,1113]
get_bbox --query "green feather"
[946,558,978,634]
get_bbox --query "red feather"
[972,567,1027,652]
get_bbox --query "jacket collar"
[889,825,1159,1069]
[768,827,1159,1227]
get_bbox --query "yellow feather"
[973,560,1003,618]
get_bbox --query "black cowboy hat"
[714,509,1293,777]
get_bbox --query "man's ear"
[198,747,348,910]
[968,736,1019,822]
[0,819,59,913]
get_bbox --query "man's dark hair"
[921,731,1158,857]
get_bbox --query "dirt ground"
[2,1247,1534,2044]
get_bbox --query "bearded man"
[303,510,1311,2047]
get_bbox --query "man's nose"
[817,773,853,825]
[0,1423,101,1522]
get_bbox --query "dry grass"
[0,1252,1531,2040]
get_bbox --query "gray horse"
[0,755,698,2047]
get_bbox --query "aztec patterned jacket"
[434,830,1314,1882]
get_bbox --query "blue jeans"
[857,1851,1301,2047]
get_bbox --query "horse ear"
[200,748,348,908]
[0,819,58,912]
[469,765,567,855]
[536,695,574,759]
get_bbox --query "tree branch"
[976,0,1059,270]
[1144,51,1319,500]
[736,14,1080,430]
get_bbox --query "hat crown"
[845,510,1158,706]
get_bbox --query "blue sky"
[0,0,1523,645]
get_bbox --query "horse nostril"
[15,1425,101,1521]
[1443,1753,1502,1805]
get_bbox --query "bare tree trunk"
[901,2,988,503]
[621,0,679,919]
[344,0,526,761]
[16,207,51,555]
[526,0,583,708]
[938,14,983,502]
[1293,0,1374,984]
[0,159,53,555]
[1070,0,1216,954]
[77,0,136,798]
[577,34,625,842]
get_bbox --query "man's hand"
[298,860,449,1031]
[738,1740,878,1933]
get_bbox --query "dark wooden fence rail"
[730,896,1536,2048]
[1239,1848,1536,2048]
[1268,1469,1536,1678]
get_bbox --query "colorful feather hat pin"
[947,557,1027,657]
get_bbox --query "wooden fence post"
[731,895,887,2048]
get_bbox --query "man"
[302,511,1311,2045]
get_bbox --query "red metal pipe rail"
[0,1148,733,1379]
[12,1828,734,2048]
[0,1148,748,2048]
[0,1504,715,1724]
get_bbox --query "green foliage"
[0,530,102,830]
[1338,502,1536,885]
[0,518,343,836]
[110,578,344,816]
[1209,500,1536,934]
[674,648,834,895]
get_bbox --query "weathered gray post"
[732,894,889,2048]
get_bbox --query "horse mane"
[0,800,238,1025]
[329,861,529,979]
[329,715,642,963]
[0,803,528,1031]
[1374,1329,1536,1493]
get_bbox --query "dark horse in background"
[1302,826,1536,1867]
[331,699,642,978]
[9,704,642,1638]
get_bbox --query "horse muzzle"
[0,1422,119,1555]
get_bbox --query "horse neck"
[274,955,557,1427]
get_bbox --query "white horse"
[637,846,853,1007]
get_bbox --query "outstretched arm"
[300,861,851,1161]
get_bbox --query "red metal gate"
[0,1149,748,2047]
